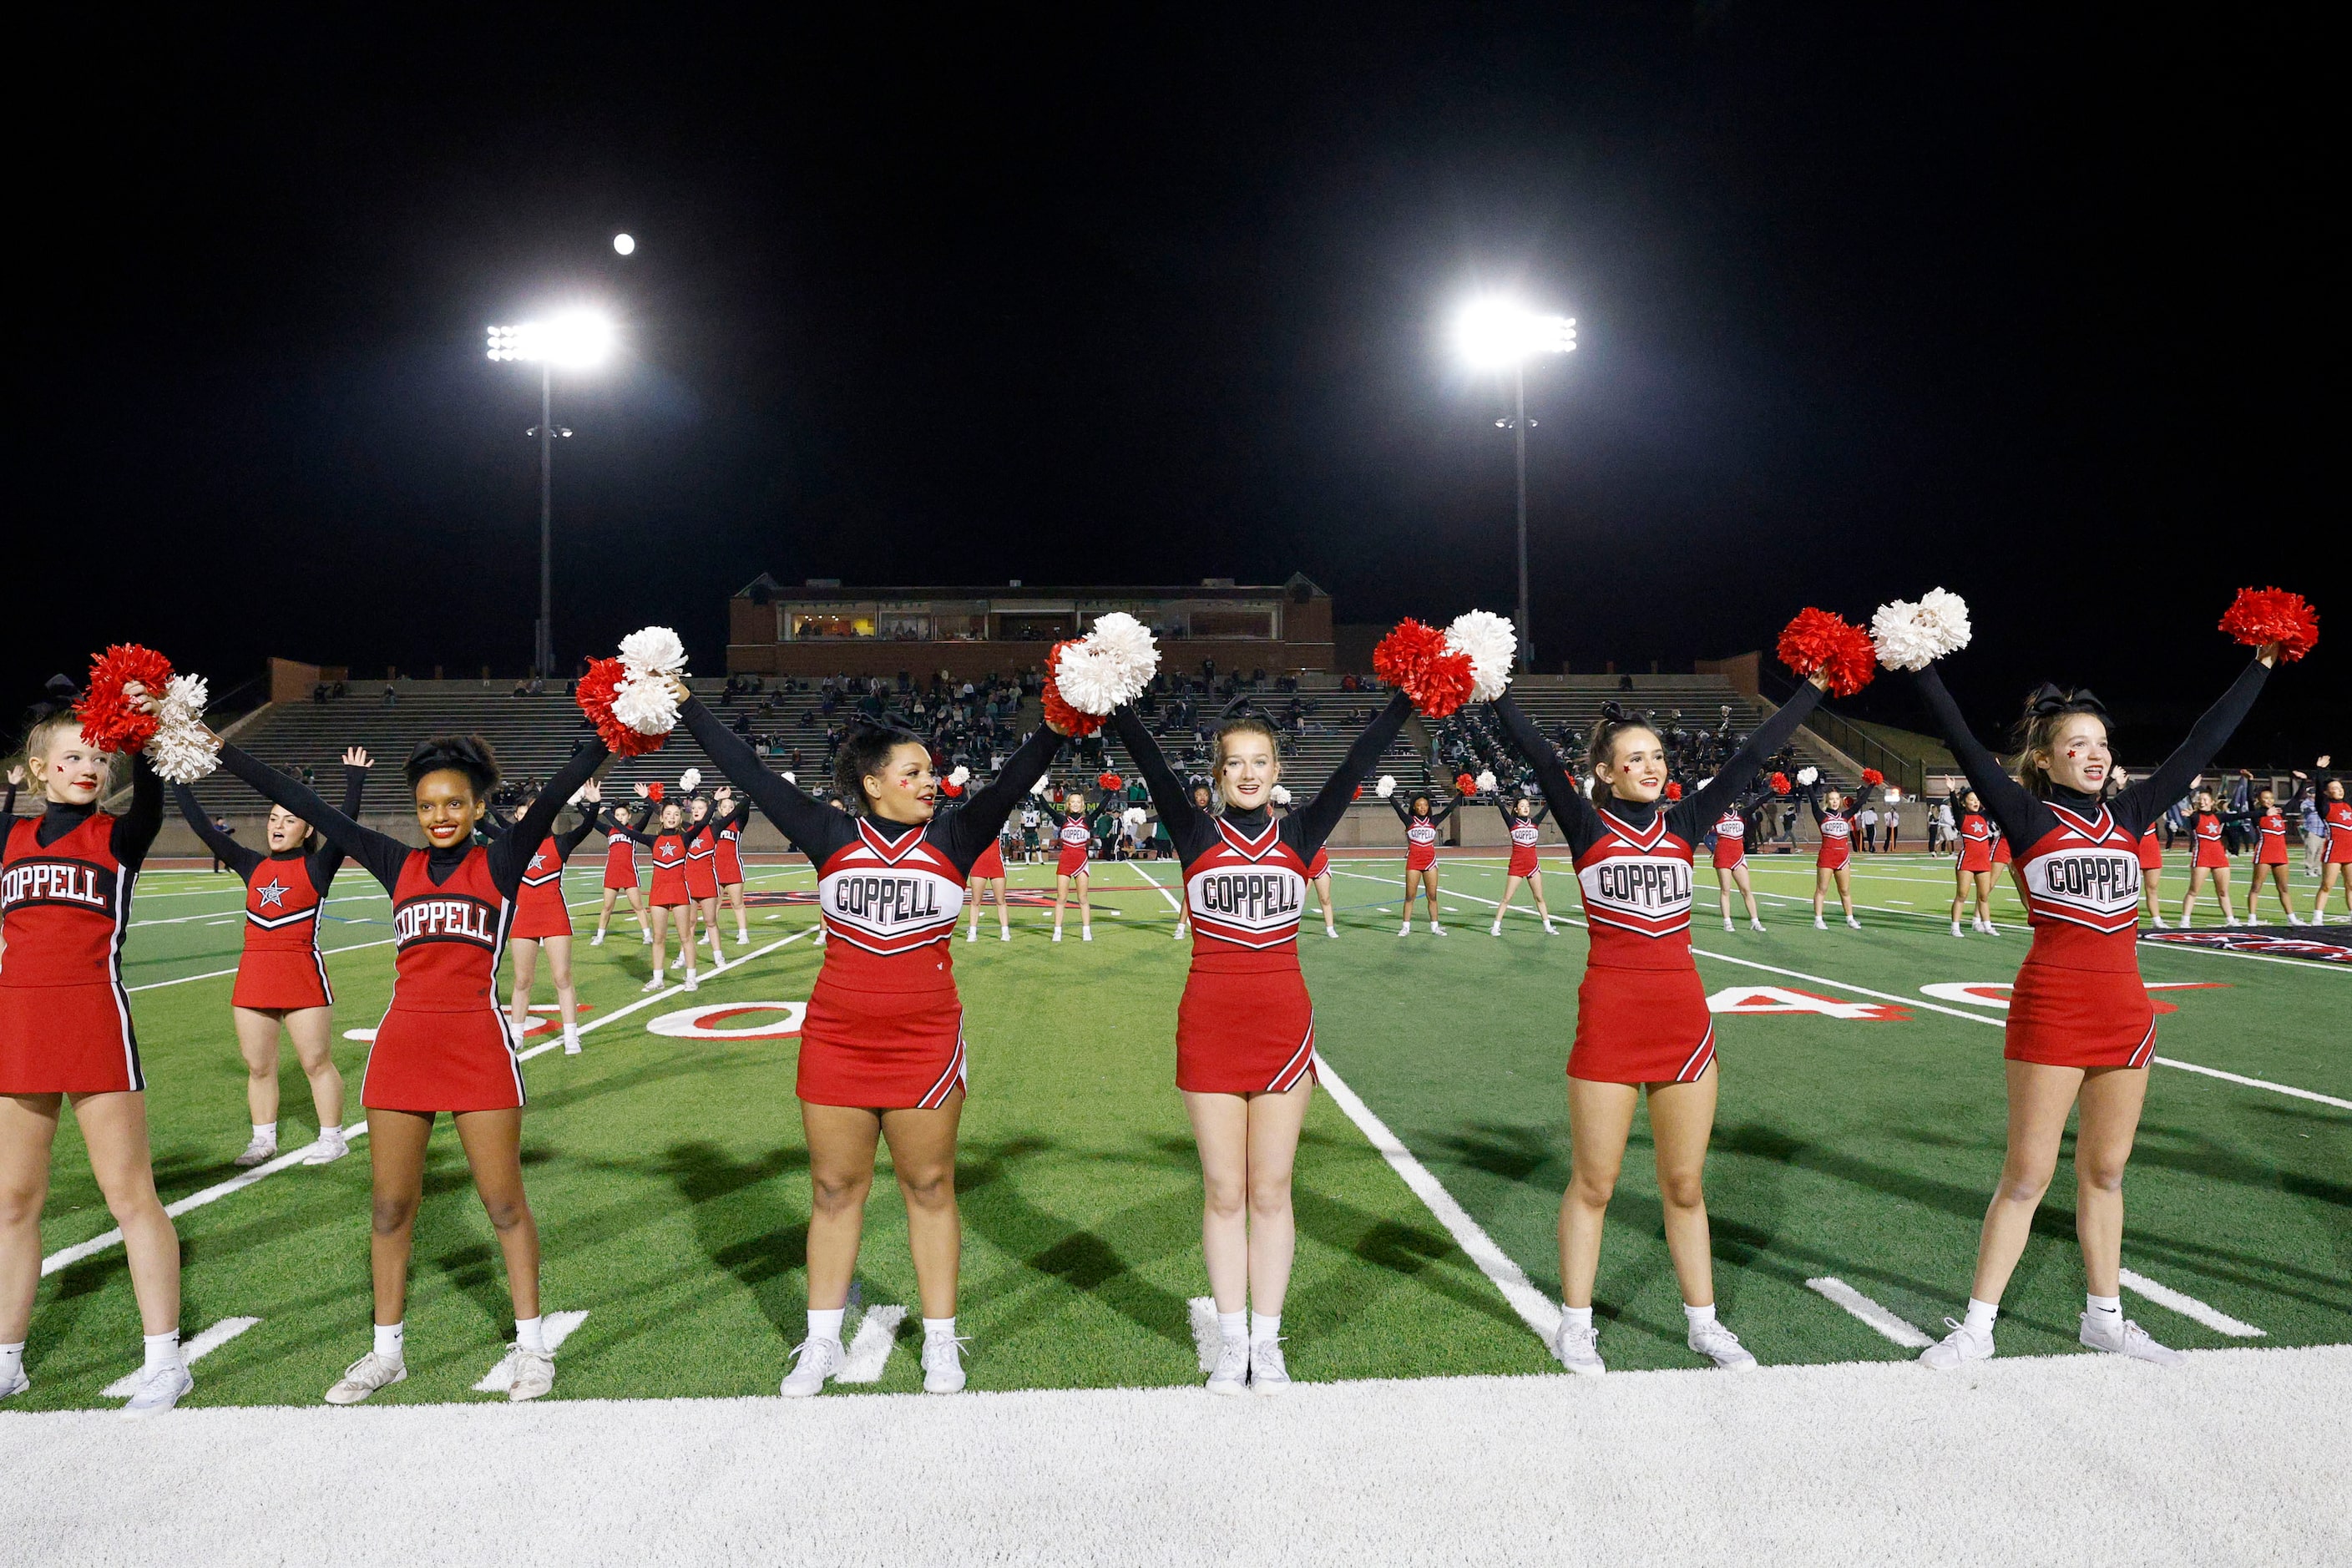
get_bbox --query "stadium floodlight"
[1453,296,1577,671]
[487,309,615,676]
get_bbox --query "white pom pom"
[610,670,680,737]
[617,625,688,677]
[1271,785,1292,806]
[1077,612,1161,707]
[1474,769,1497,794]
[1375,774,1396,798]
[679,767,702,795]
[1869,587,1974,672]
[781,771,796,783]
[1030,776,1049,796]
[1444,611,1517,702]
[1797,766,1819,787]
[1124,806,1146,827]
[145,672,220,783]
[948,765,970,787]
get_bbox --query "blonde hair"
[18,712,122,795]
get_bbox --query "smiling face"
[2195,790,2217,813]
[864,741,937,824]
[412,768,487,849]
[659,802,685,832]
[26,720,113,806]
[1963,790,1981,814]
[1596,726,1667,804]
[265,802,311,852]
[1215,727,1279,812]
[1514,797,1534,818]
[2031,711,2113,796]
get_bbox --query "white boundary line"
[1805,1277,1933,1348]
[473,1310,591,1389]
[100,1315,262,1397]
[835,1305,908,1383]
[2118,1268,2265,1338]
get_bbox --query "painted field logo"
[647,1002,807,1039]
[1921,981,2227,1014]
[1705,986,1908,1020]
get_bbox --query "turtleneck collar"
[36,798,98,848]
[1595,793,1662,829]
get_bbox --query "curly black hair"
[404,733,501,797]
[832,719,929,815]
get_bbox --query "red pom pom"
[1861,766,1884,788]
[76,644,175,753]
[1097,771,1121,792]
[940,780,964,798]
[646,781,665,802]
[1665,781,1683,802]
[1372,619,1475,717]
[1040,641,1105,736]
[577,657,666,756]
[1455,772,1475,796]
[2218,586,2319,663]
[1770,771,1792,796]
[1353,784,1363,800]
[1776,609,1878,698]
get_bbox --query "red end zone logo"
[1921,981,2227,1014]
[1706,986,1909,1020]
[647,1002,806,1039]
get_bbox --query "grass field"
[13,844,2348,1409]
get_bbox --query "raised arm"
[109,754,165,870]
[1908,665,2042,846]
[1426,794,1456,827]
[1292,689,1411,853]
[171,782,259,878]
[938,725,1065,865]
[1680,680,1824,830]
[310,755,372,882]
[679,694,852,851]
[487,742,611,894]
[220,743,410,892]
[1110,706,1202,842]
[1488,693,1601,841]
[2112,657,2274,834]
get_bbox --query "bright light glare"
[613,232,635,255]
[484,311,615,367]
[1455,297,1577,367]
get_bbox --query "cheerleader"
[614,794,699,992]
[1305,844,1338,938]
[1709,793,1765,933]
[682,795,725,969]
[213,726,609,1404]
[964,816,1013,943]
[1950,790,1997,935]
[1110,692,1410,1392]
[1392,790,1455,935]
[2308,760,2351,923]
[1171,783,1218,941]
[1489,796,1556,935]
[1808,782,1861,929]
[711,786,753,945]
[2176,787,2238,928]
[2114,771,2170,928]
[676,696,1067,1398]
[589,795,651,946]
[1,704,188,1414]
[171,748,371,1166]
[2242,782,2300,925]
[1905,643,2278,1370]
[1489,680,1830,1374]
[505,781,604,1056]
[1044,795,1093,943]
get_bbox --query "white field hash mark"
[1188,1297,1224,1373]
[836,1305,908,1383]
[1805,1278,1933,1349]
[2120,1268,2265,1338]
[473,1312,590,1390]
[103,1316,261,1396]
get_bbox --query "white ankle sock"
[2086,1292,2122,1323]
[143,1329,181,1373]
[0,1340,24,1383]
[375,1321,405,1363]
[1682,1302,1717,1330]
[807,1308,846,1343]
[515,1315,546,1353]
[923,1316,957,1342]
[1216,1310,1245,1340]
[1560,1305,1594,1332]
[1249,1312,1282,1344]
[1962,1297,1999,1335]
[253,1121,276,1142]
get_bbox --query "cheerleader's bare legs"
[802,1096,964,1321]
[1560,1071,1720,1318]
[1714,864,1760,928]
[594,883,650,943]
[1050,866,1092,941]
[1313,871,1337,936]
[1400,865,1443,931]
[2178,864,2234,928]
[1811,863,1854,925]
[2245,860,2297,924]
[965,872,1012,940]
[507,934,578,1053]
[1185,1083,1313,1330]
[1950,867,1994,933]
[1492,867,1554,930]
[1964,1062,2147,1312]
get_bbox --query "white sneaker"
[505,1346,557,1401]
[1052,929,1063,943]
[1249,1336,1291,1394]
[967,928,979,943]
[1398,921,1411,937]
[638,928,652,944]
[120,1361,193,1419]
[1687,1318,1758,1370]
[1553,1320,1605,1377]
[922,1333,969,1393]
[590,931,606,947]
[1429,923,1447,937]
[233,1134,277,1168]
[0,1366,27,1399]
[1814,917,1828,930]
[1748,919,1765,933]
[562,1029,582,1056]
[1171,923,1186,940]
[2287,913,2304,926]
[1081,928,1092,943]
[1326,926,1339,938]
[735,932,750,945]
[2152,914,2169,928]
[2079,1312,2185,1366]
[1206,1334,1249,1396]
[1493,922,1505,937]
[1723,918,1735,933]
[1002,928,1014,942]
[640,975,665,993]
[1845,914,1862,929]
[682,973,699,992]
[325,1350,407,1404]
[301,1128,349,1166]
[1919,1318,1994,1370]
[780,1336,844,1398]
[670,952,685,971]
[1951,923,1965,938]
[1545,921,1558,935]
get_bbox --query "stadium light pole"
[487,311,614,678]
[1454,298,1576,672]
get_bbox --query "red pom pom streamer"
[1861,766,1884,788]
[1040,641,1105,736]
[646,781,665,802]
[940,780,964,798]
[1770,771,1792,796]
[2218,587,2319,664]
[1353,784,1363,801]
[1371,619,1476,718]
[1454,772,1476,796]
[1775,609,1878,698]
[1665,781,1683,802]
[576,657,666,757]
[76,645,175,753]
[1097,771,1121,792]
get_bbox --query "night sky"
[14,8,2337,761]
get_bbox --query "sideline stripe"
[100,1316,263,1397]
[472,1311,590,1390]
[1805,1277,1932,1349]
[1314,1059,1561,1348]
[1186,1297,1223,1373]
[2118,1269,2264,1337]
[836,1305,908,1384]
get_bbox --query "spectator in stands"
[382,683,397,706]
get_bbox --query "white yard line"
[101,1316,263,1397]
[1186,1297,1223,1373]
[2118,1269,2265,1338]
[473,1311,591,1390]
[836,1305,908,1383]
[128,936,399,992]
[1805,1277,1933,1349]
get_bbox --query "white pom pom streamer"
[1052,612,1162,717]
[1869,588,1974,672]
[1030,776,1050,796]
[1474,769,1497,795]
[948,765,970,787]
[1797,766,1819,787]
[147,673,220,783]
[610,673,680,738]
[617,625,688,678]
[1271,785,1292,806]
[1375,775,1396,798]
[1444,611,1517,702]
[679,767,702,795]
[781,771,796,783]
[1123,806,1147,827]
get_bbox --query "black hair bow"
[1599,701,1629,723]
[2026,683,2108,718]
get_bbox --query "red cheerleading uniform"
[1115,694,1411,1095]
[624,827,691,908]
[1990,829,2011,867]
[1305,845,1329,881]
[1911,658,2273,1070]
[2136,822,2165,873]
[218,737,609,1113]
[175,764,366,1011]
[1810,792,1854,870]
[600,813,642,891]
[2254,809,2289,866]
[509,812,598,941]
[680,697,1066,1110]
[2189,811,2228,870]
[1055,817,1091,878]
[684,817,720,900]
[2324,796,2352,865]
[1493,686,1828,1085]
[1958,813,1994,873]
[713,802,748,885]
[1499,798,1550,878]
[1392,794,1452,871]
[970,839,1006,880]
[1710,807,1747,872]
[0,764,160,1095]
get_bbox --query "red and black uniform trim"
[1392,792,1454,871]
[173,765,367,1009]
[508,810,599,941]
[1496,797,1550,878]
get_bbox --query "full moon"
[612,232,635,255]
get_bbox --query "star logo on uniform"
[255,879,289,908]
[529,852,548,872]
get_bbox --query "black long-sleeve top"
[174,765,367,889]
[1489,685,1825,857]
[217,741,609,898]
[1391,791,1455,830]
[1909,659,2269,851]
[1806,781,1857,827]
[1111,690,1411,867]
[10,754,165,867]
[1494,798,1550,829]
[680,696,1060,875]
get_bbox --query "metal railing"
[1758,672,1925,800]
